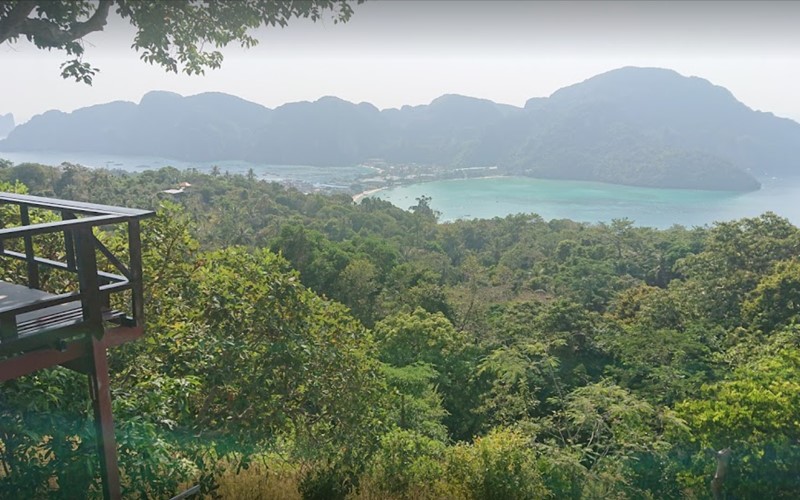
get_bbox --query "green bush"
[444,428,548,500]
[366,428,447,497]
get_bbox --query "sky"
[2,0,800,125]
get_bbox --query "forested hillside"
[7,67,800,190]
[1,160,799,498]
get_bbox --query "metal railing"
[0,192,154,355]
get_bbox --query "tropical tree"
[374,308,478,439]
[541,381,687,498]
[0,0,363,83]
[677,346,800,498]
[675,213,800,328]
[742,259,800,333]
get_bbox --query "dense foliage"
[0,0,360,83]
[1,160,799,498]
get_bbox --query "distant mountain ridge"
[0,113,13,139]
[4,67,800,191]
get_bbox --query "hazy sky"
[2,0,799,125]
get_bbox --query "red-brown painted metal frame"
[0,193,154,500]
[0,325,143,382]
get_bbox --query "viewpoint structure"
[0,192,153,499]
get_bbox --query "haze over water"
[0,151,372,186]
[3,151,799,229]
[374,176,800,229]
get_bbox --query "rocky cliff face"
[3,67,799,191]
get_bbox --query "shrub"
[444,428,547,500]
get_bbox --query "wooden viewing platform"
[0,192,154,500]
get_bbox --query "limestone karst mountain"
[5,67,800,190]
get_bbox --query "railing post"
[128,220,145,327]
[62,210,77,271]
[19,205,40,289]
[75,225,103,337]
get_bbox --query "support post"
[128,220,145,327]
[88,336,122,500]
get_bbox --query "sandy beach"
[352,186,388,202]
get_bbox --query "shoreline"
[353,173,760,198]
[352,186,388,202]
[352,175,512,202]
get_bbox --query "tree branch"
[3,0,112,48]
[0,1,37,44]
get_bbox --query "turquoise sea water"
[373,176,800,229]
[2,151,798,229]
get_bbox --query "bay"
[4,150,799,229]
[373,176,800,229]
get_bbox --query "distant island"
[4,67,800,191]
[0,113,13,139]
